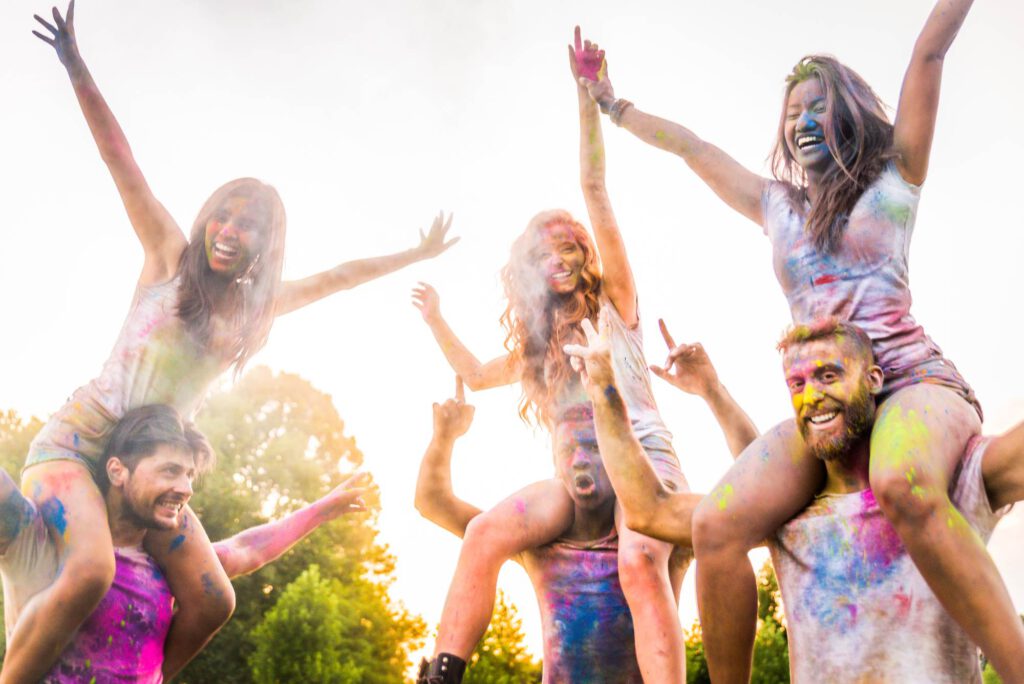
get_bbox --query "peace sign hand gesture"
[563,309,616,392]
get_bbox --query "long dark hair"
[176,178,286,372]
[500,209,603,427]
[769,55,897,253]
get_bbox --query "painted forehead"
[554,418,597,446]
[783,337,869,371]
[787,77,824,107]
[537,224,578,246]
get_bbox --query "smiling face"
[784,78,833,177]
[552,416,614,511]
[116,445,196,531]
[531,225,587,295]
[783,338,882,461]
[204,195,267,277]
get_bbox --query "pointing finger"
[658,318,677,350]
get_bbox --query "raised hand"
[415,211,459,259]
[32,1,80,69]
[411,282,441,324]
[318,471,371,520]
[569,26,615,109]
[563,309,616,390]
[649,319,721,398]
[432,376,475,440]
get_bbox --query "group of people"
[4,0,1020,682]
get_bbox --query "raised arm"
[275,212,458,316]
[570,29,636,325]
[649,320,759,458]
[412,283,519,391]
[893,0,975,185]
[574,30,767,226]
[33,1,186,284]
[564,311,701,547]
[414,378,482,537]
[213,472,368,579]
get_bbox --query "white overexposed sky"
[1,0,1022,662]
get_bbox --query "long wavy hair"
[769,55,897,253]
[176,178,286,372]
[500,210,603,426]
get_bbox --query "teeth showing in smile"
[808,411,838,425]
[797,135,824,149]
[551,271,572,280]
[213,242,239,259]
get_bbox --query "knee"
[617,540,665,595]
[461,513,515,563]
[56,551,116,616]
[691,495,747,559]
[870,465,947,527]
[193,575,236,630]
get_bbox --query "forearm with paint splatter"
[589,383,699,547]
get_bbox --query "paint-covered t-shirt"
[0,489,172,682]
[761,163,976,405]
[519,530,642,684]
[28,276,229,475]
[44,546,173,683]
[770,437,1004,683]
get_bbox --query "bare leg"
[434,479,573,658]
[144,505,236,679]
[1,462,116,684]
[616,505,689,684]
[869,385,1024,683]
[691,420,823,684]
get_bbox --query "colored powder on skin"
[713,483,735,511]
[39,497,69,539]
[201,572,225,599]
[514,499,526,515]
[654,130,666,141]
[870,405,931,472]
[0,494,35,543]
[168,535,186,552]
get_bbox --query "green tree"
[182,367,424,681]
[248,564,423,683]
[752,559,789,684]
[684,619,711,684]
[464,591,542,684]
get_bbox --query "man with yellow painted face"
[566,314,1023,682]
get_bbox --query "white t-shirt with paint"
[771,436,1005,683]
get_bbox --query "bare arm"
[649,320,759,458]
[275,212,458,316]
[412,283,519,391]
[981,421,1024,512]
[570,30,636,324]
[33,2,185,284]
[565,312,700,547]
[414,379,482,537]
[575,32,767,226]
[893,0,975,185]
[0,472,36,554]
[213,473,368,579]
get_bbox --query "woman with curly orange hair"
[412,29,689,684]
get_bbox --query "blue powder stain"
[73,433,80,448]
[200,572,225,599]
[39,497,68,536]
[168,535,186,552]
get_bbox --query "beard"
[801,383,876,462]
[120,491,177,531]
